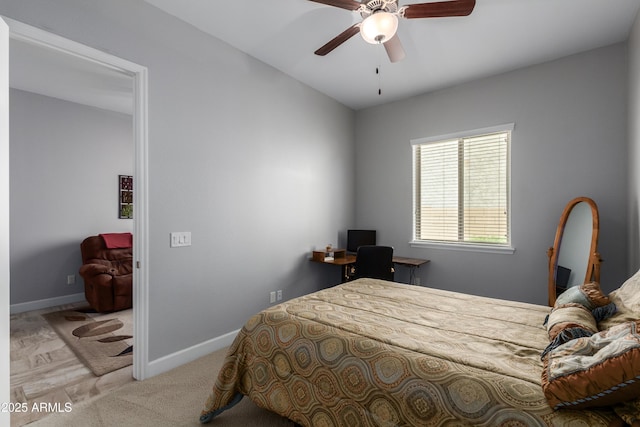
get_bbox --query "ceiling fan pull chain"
[376,49,382,96]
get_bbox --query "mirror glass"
[548,197,600,306]
[556,202,592,288]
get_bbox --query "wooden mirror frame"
[547,197,601,306]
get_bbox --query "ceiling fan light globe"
[360,12,398,44]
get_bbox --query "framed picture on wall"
[119,175,133,219]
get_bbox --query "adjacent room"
[2,0,640,425]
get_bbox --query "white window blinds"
[412,125,512,248]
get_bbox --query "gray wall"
[10,89,133,305]
[629,13,640,274]
[0,1,355,361]
[355,44,629,306]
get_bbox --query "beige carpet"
[29,346,296,427]
[43,307,133,376]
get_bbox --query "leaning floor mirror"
[547,197,602,306]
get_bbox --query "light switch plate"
[170,232,191,248]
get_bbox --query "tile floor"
[9,303,134,426]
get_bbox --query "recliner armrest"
[79,263,113,277]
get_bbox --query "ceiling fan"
[309,0,476,63]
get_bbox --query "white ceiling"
[8,0,640,113]
[144,0,640,110]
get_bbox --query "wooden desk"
[392,257,430,284]
[310,253,356,282]
[310,250,429,284]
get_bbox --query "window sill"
[410,241,515,254]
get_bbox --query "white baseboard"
[145,328,241,378]
[10,292,86,314]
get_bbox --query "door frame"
[3,17,150,380]
[1,17,11,425]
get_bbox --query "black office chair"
[350,245,395,281]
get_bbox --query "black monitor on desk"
[347,230,376,254]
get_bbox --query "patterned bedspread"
[201,278,619,426]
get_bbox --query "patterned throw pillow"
[555,281,610,310]
[542,282,613,356]
[542,303,598,359]
[543,282,609,351]
[546,303,598,341]
[541,320,640,410]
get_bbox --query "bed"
[200,274,640,426]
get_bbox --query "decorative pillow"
[555,281,610,310]
[546,303,598,341]
[600,269,640,330]
[541,320,640,410]
[542,303,598,359]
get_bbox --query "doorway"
[4,17,149,382]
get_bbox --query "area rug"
[43,307,133,376]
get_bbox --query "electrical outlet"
[67,274,76,285]
[277,290,282,301]
[270,291,276,304]
[415,277,421,285]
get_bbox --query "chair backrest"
[80,235,132,264]
[354,245,394,281]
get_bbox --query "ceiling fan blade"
[384,34,406,63]
[314,24,361,56]
[403,0,476,19]
[307,0,362,11]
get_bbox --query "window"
[411,124,513,252]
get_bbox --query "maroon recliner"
[79,234,133,312]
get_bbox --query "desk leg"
[342,265,353,283]
[409,266,419,285]
[340,263,356,283]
